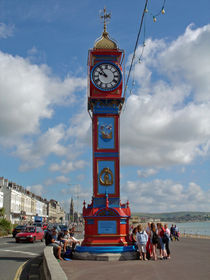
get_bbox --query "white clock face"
[91,62,122,91]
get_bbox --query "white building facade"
[0,177,65,224]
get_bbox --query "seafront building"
[0,185,3,209]
[0,176,65,224]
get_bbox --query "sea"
[168,221,210,236]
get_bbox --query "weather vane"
[100,7,111,33]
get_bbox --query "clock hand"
[99,67,107,77]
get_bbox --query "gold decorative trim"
[96,159,116,195]
[99,167,113,186]
[97,116,116,151]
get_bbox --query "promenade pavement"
[60,238,210,280]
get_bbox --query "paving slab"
[60,238,210,280]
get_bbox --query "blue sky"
[0,0,210,213]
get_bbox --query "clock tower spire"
[94,7,118,50]
[100,7,111,34]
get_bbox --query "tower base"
[74,246,137,261]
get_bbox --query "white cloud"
[67,108,91,144]
[0,51,86,140]
[122,179,210,212]
[55,175,69,184]
[0,23,14,38]
[0,50,86,169]
[26,184,44,197]
[15,124,67,171]
[137,168,158,178]
[159,24,210,102]
[44,176,70,186]
[49,159,86,174]
[120,24,210,167]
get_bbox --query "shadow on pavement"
[19,255,44,280]
[0,256,29,262]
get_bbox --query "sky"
[0,0,210,214]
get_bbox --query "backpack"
[152,231,159,244]
[162,233,169,243]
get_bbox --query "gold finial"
[94,7,118,50]
[100,7,111,35]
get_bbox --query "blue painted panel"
[94,152,119,158]
[93,198,106,208]
[93,107,119,114]
[98,117,115,150]
[93,100,121,114]
[93,55,118,62]
[93,198,120,208]
[87,219,94,225]
[109,198,120,208]
[120,219,127,224]
[98,160,115,194]
[98,220,117,234]
[75,245,136,253]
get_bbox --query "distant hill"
[132,211,210,222]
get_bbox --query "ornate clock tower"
[76,9,135,258]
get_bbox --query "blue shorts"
[159,237,165,250]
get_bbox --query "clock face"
[91,62,122,91]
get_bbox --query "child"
[136,224,148,261]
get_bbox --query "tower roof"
[94,31,118,50]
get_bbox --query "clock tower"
[75,9,135,259]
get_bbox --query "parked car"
[15,226,44,243]
[12,225,26,238]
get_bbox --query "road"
[0,235,45,280]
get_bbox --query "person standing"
[130,227,138,250]
[170,224,175,241]
[164,224,171,259]
[150,223,158,261]
[157,223,167,259]
[136,224,148,261]
[146,222,152,259]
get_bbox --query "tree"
[0,208,5,218]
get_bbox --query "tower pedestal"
[74,199,136,260]
[74,248,137,261]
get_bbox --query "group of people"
[45,226,80,260]
[170,224,180,241]
[130,222,176,261]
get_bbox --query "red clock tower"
[75,9,135,258]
